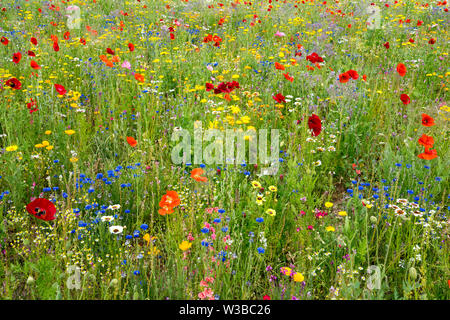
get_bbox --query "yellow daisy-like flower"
[5,145,18,152]
[35,143,44,148]
[338,211,347,217]
[293,272,305,282]
[266,209,276,217]
[42,140,50,147]
[45,130,52,135]
[65,129,75,135]
[70,157,78,162]
[251,181,262,189]
[179,240,192,251]
[326,226,335,232]
[325,202,333,208]
[46,145,54,150]
[268,186,277,192]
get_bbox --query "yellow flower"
[293,272,304,282]
[266,209,276,217]
[326,226,335,232]
[65,129,75,135]
[35,143,44,148]
[338,211,347,217]
[70,157,78,162]
[46,145,54,150]
[45,130,52,135]
[268,186,277,192]
[251,181,262,189]
[179,240,192,251]
[42,140,50,147]
[325,202,333,208]
[5,145,18,152]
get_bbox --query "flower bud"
[409,267,417,280]
[370,216,377,223]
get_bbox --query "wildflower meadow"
[0,0,448,302]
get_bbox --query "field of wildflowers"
[0,0,448,301]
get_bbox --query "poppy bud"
[279,174,284,181]
[109,278,118,288]
[216,169,221,175]
[409,267,417,280]
[370,216,377,224]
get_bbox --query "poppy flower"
[158,205,174,216]
[397,63,407,77]
[128,42,135,51]
[53,42,59,52]
[409,38,414,43]
[418,134,434,149]
[12,52,22,64]
[275,62,285,70]
[126,136,137,147]
[400,93,410,105]
[159,190,180,209]
[308,114,322,136]
[80,38,86,45]
[26,198,56,221]
[418,147,438,160]
[347,69,359,80]
[383,42,390,49]
[134,73,145,82]
[273,93,286,103]
[1,36,9,45]
[421,113,435,127]
[362,74,367,81]
[63,31,70,40]
[28,50,36,57]
[30,60,41,69]
[263,295,271,300]
[339,72,350,83]
[50,34,58,43]
[106,48,115,55]
[428,38,436,45]
[283,73,294,82]
[5,78,22,90]
[306,52,323,64]
[54,84,67,95]
[191,168,207,182]
[205,83,214,91]
[30,37,37,45]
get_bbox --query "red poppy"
[283,72,294,82]
[306,52,323,64]
[275,62,285,70]
[1,36,9,45]
[128,42,135,52]
[272,93,286,103]
[30,37,38,45]
[362,74,367,81]
[191,168,208,182]
[30,60,40,70]
[54,84,67,95]
[5,78,22,90]
[409,38,414,43]
[106,48,115,55]
[400,93,410,105]
[418,147,438,160]
[418,134,434,149]
[27,98,38,113]
[28,50,36,57]
[308,114,322,136]
[12,52,22,64]
[347,69,359,80]
[170,33,175,40]
[397,63,407,76]
[339,72,350,83]
[80,38,86,45]
[205,83,214,91]
[26,198,56,221]
[158,205,174,216]
[383,42,390,49]
[64,31,70,40]
[126,136,137,147]
[428,38,436,45]
[53,42,59,52]
[263,295,271,300]
[421,113,435,127]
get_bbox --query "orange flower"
[418,147,438,160]
[283,73,294,82]
[421,114,435,127]
[418,134,434,149]
[111,55,120,63]
[126,136,137,147]
[99,55,113,67]
[275,62,285,70]
[191,168,207,182]
[397,63,407,77]
[135,73,145,82]
[159,191,180,209]
[158,205,174,216]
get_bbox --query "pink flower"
[275,30,286,37]
[121,60,131,69]
[307,225,313,230]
